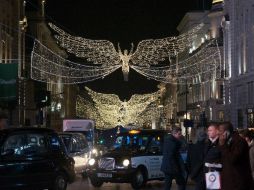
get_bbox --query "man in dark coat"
[187,130,207,190]
[240,129,254,184]
[187,122,221,190]
[218,122,253,190]
[161,127,186,190]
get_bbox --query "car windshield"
[60,134,72,148]
[60,134,89,153]
[114,134,149,151]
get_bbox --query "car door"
[147,135,164,179]
[0,133,28,189]
[23,132,55,188]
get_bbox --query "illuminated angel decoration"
[77,87,161,127]
[49,23,204,81]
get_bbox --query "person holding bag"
[203,122,222,190]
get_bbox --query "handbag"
[205,171,221,190]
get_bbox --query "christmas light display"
[49,22,204,81]
[76,87,162,128]
[131,39,221,84]
[31,39,121,84]
[31,24,221,85]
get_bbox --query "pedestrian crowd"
[161,122,254,190]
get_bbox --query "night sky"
[37,0,212,100]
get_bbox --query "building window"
[247,82,254,105]
[219,84,224,100]
[219,111,224,121]
[237,109,243,129]
[247,108,254,128]
[209,107,212,121]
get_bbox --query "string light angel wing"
[130,37,176,67]
[49,23,204,81]
[49,23,121,66]
[129,23,204,67]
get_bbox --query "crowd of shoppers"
[162,122,254,190]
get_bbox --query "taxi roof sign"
[129,130,141,134]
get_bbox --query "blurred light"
[56,102,61,111]
[129,130,140,134]
[88,158,95,166]
[123,159,130,167]
[92,149,97,154]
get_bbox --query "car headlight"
[92,149,97,154]
[123,159,130,167]
[88,158,96,166]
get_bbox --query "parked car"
[86,129,166,189]
[0,127,75,190]
[59,132,90,176]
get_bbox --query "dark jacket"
[219,133,253,190]
[187,139,206,181]
[249,141,254,180]
[161,134,184,175]
[204,138,221,164]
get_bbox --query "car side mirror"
[1,149,15,157]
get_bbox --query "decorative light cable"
[76,87,162,128]
[131,39,222,84]
[31,39,121,84]
[49,22,204,81]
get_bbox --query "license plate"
[97,173,112,178]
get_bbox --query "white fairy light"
[76,87,162,128]
[31,39,121,84]
[31,24,220,85]
[49,22,204,81]
[130,39,221,85]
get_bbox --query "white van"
[63,119,95,148]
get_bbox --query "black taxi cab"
[0,128,75,190]
[86,129,167,189]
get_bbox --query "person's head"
[218,121,234,137]
[171,127,182,139]
[207,122,219,140]
[240,129,254,145]
[0,113,8,129]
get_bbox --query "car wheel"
[53,173,67,190]
[131,169,147,189]
[90,177,103,187]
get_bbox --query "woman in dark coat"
[218,122,253,190]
